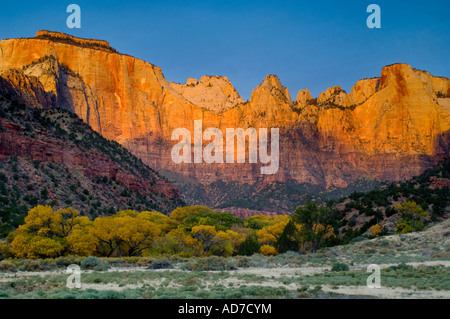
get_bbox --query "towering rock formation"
[170,75,245,113]
[0,31,449,209]
[295,89,313,108]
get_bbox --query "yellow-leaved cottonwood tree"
[11,205,89,258]
[92,210,161,257]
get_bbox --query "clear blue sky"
[1,0,449,100]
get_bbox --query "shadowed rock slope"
[0,93,183,236]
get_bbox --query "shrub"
[432,252,450,258]
[389,263,413,271]
[185,256,237,271]
[80,256,110,271]
[234,256,250,268]
[385,207,397,217]
[0,240,13,259]
[331,262,349,272]
[395,201,429,234]
[370,225,382,236]
[272,251,303,266]
[0,260,17,272]
[396,219,423,234]
[309,285,322,296]
[96,290,125,299]
[51,255,83,268]
[224,290,244,298]
[260,245,278,256]
[58,293,77,299]
[349,236,366,244]
[136,257,155,267]
[147,259,173,270]
[18,259,45,271]
[106,257,140,267]
[247,254,269,267]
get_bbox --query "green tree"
[275,219,300,253]
[292,202,335,253]
[236,234,260,256]
[40,188,49,200]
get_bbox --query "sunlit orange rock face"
[1,31,450,189]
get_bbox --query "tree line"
[0,199,430,259]
[0,203,342,259]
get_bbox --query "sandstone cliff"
[1,31,449,201]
